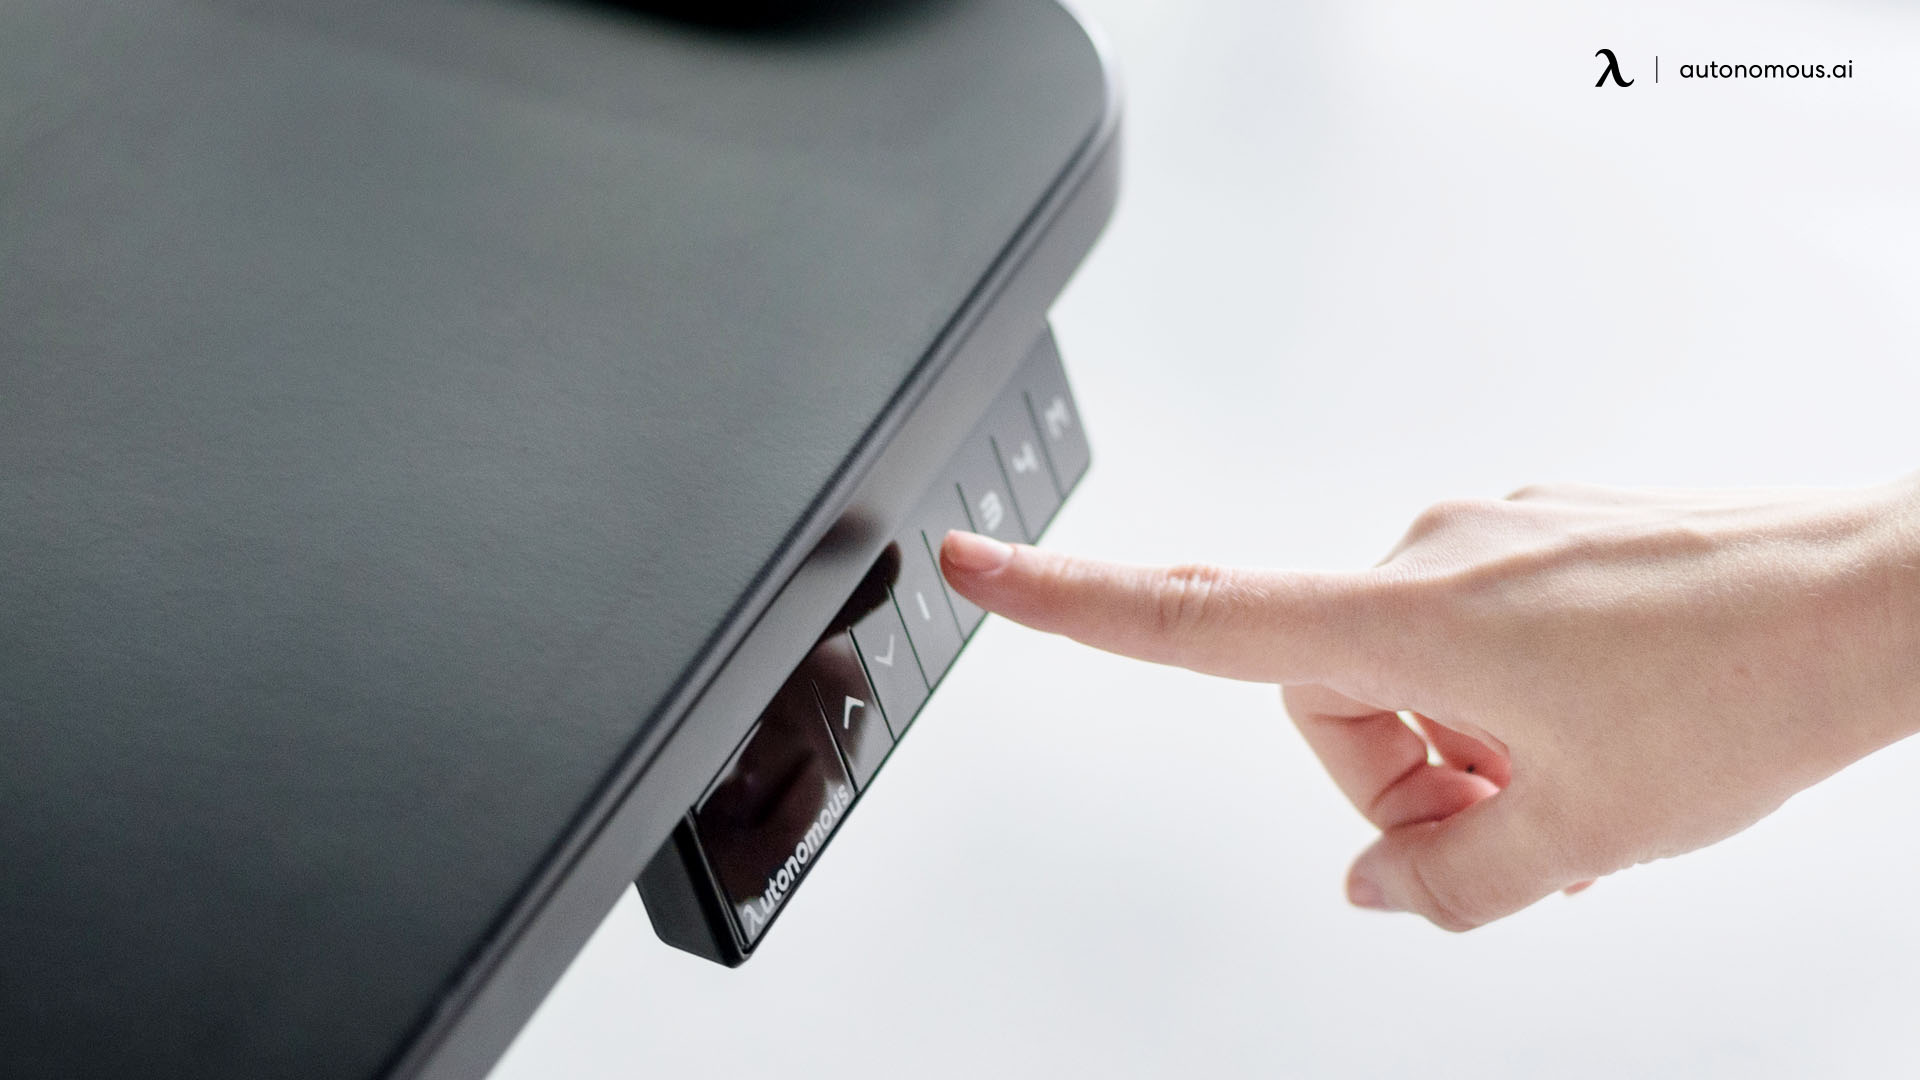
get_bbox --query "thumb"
[938,530,1392,686]
[1345,789,1570,931]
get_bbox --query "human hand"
[938,478,1920,930]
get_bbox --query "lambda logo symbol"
[1594,48,1634,87]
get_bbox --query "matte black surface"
[0,2,1110,1078]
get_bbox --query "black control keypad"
[640,329,1089,965]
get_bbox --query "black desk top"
[0,2,1108,1076]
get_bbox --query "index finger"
[937,530,1393,686]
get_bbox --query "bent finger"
[1411,712,1512,788]
[1283,685,1498,831]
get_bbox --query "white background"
[493,1,1920,1076]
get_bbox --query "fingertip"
[1346,865,1395,912]
[939,530,1013,576]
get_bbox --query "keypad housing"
[637,332,1090,965]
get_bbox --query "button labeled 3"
[952,430,1026,543]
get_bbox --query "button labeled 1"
[890,529,964,686]
[907,486,985,635]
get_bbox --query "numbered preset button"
[951,428,1028,545]
[983,380,1060,538]
[1018,332,1090,497]
[889,528,965,686]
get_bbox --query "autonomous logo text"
[1591,48,1855,87]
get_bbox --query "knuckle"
[1504,482,1554,502]
[1034,551,1112,616]
[1365,559,1467,631]
[1030,548,1081,593]
[1349,564,1420,613]
[1406,498,1499,540]
[1151,563,1231,648]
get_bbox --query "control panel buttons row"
[904,331,1087,650]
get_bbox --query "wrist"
[1856,473,1920,748]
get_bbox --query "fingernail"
[1347,872,1393,912]
[941,530,1013,574]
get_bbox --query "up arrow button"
[808,632,896,791]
